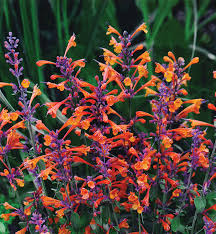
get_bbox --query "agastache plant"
[0,24,216,234]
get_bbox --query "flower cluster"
[0,24,216,233]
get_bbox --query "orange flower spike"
[21,79,30,88]
[183,57,199,70]
[131,23,148,38]
[106,25,122,37]
[64,33,76,57]
[36,60,56,67]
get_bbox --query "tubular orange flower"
[183,57,199,70]
[131,23,148,38]
[36,60,56,67]
[64,33,76,57]
[0,82,14,88]
[119,218,129,229]
[106,25,121,37]
[29,85,41,106]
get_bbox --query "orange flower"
[119,219,129,229]
[15,227,27,234]
[183,57,199,70]
[58,226,71,234]
[124,77,131,87]
[64,34,76,57]
[172,189,181,197]
[131,23,148,38]
[128,192,138,203]
[36,120,50,132]
[164,71,173,82]
[109,188,119,200]
[3,202,16,210]
[137,206,144,214]
[7,130,24,149]
[169,98,182,112]
[56,208,67,218]
[137,174,148,188]
[162,135,173,148]
[21,79,30,88]
[10,112,19,121]
[81,188,89,199]
[44,135,52,146]
[87,181,95,189]
[213,71,216,79]
[36,60,56,67]
[0,82,14,88]
[15,178,24,187]
[106,25,121,37]
[29,85,41,106]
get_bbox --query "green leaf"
[0,222,6,233]
[171,216,180,232]
[171,216,185,233]
[194,196,206,213]
[69,211,91,232]
[206,192,216,201]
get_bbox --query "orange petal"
[0,82,14,88]
[36,60,56,67]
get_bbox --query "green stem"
[188,0,197,74]
[138,213,141,234]
[191,210,198,234]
